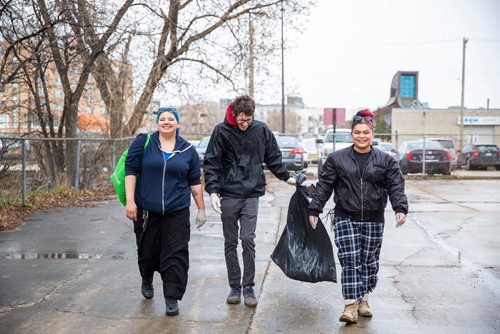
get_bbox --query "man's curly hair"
[231,95,255,116]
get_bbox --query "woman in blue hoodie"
[124,107,205,316]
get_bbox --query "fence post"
[75,138,81,191]
[422,134,427,176]
[22,139,26,206]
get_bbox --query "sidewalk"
[0,176,499,333]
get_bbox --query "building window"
[12,106,18,126]
[400,75,416,98]
[0,114,9,128]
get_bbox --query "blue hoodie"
[125,131,201,214]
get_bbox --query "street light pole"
[459,37,468,149]
[280,0,285,134]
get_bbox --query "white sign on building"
[457,116,500,125]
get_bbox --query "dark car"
[276,136,306,171]
[457,144,500,170]
[196,136,210,166]
[397,140,452,175]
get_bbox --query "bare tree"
[35,0,134,180]
[1,0,315,188]
[66,0,315,137]
[0,0,57,90]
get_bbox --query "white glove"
[196,209,206,229]
[210,193,222,214]
[286,176,297,186]
[395,212,407,228]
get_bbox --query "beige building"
[1,42,133,135]
[391,108,500,150]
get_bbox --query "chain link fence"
[0,135,134,204]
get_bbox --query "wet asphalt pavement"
[0,169,499,333]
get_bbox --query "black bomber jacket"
[309,146,408,221]
[203,119,290,198]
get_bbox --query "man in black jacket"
[309,109,408,324]
[203,95,297,308]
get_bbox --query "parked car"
[276,136,307,171]
[317,128,352,174]
[397,140,452,175]
[196,136,211,166]
[300,137,319,163]
[189,140,200,148]
[457,143,500,170]
[427,138,458,170]
[375,142,397,158]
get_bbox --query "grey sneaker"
[165,297,179,316]
[141,278,154,299]
[243,287,257,308]
[226,287,241,304]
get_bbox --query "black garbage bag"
[271,184,337,283]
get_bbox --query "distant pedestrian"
[203,95,299,308]
[124,107,206,316]
[308,109,408,324]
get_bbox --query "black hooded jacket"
[309,146,408,222]
[203,116,290,198]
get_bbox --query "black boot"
[165,297,179,316]
[141,278,154,299]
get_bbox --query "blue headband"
[157,107,179,123]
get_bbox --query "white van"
[317,128,352,174]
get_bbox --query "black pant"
[134,207,190,300]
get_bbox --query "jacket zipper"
[162,158,167,214]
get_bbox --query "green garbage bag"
[110,134,150,206]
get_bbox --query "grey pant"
[220,197,259,289]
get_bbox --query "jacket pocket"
[367,166,386,183]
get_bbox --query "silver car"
[427,138,458,170]
[276,136,306,171]
[196,136,210,166]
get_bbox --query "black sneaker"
[141,278,154,299]
[165,297,179,316]
[226,287,241,304]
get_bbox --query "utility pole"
[459,37,468,149]
[280,0,285,134]
[248,12,255,98]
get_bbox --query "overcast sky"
[285,0,500,110]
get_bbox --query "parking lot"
[1,163,499,333]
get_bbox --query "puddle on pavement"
[2,252,102,260]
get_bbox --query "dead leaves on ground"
[0,187,117,231]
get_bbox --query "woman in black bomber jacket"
[308,109,408,325]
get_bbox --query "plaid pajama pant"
[333,216,385,301]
